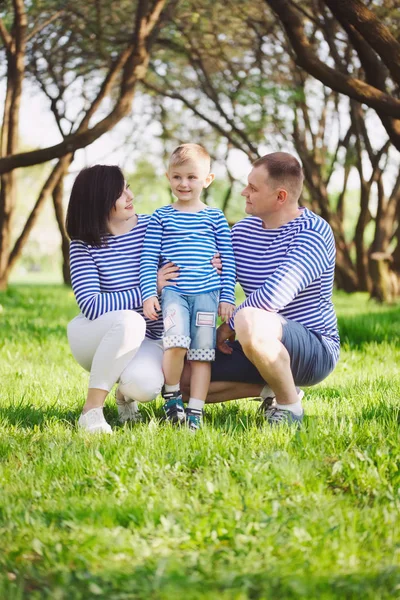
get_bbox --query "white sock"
[260,385,302,400]
[165,383,180,393]
[188,397,205,411]
[275,399,303,416]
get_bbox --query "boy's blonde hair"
[169,143,211,173]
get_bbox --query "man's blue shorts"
[211,317,337,386]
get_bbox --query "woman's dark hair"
[66,165,125,246]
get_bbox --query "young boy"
[140,144,236,431]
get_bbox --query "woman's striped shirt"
[140,205,236,303]
[229,208,340,361]
[69,214,163,340]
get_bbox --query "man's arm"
[70,241,142,320]
[229,226,335,329]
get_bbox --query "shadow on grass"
[338,303,400,349]
[0,402,79,429]
[2,563,399,600]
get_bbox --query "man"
[207,152,339,425]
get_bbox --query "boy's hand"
[218,302,235,322]
[143,297,161,320]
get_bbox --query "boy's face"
[167,160,214,202]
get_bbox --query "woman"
[66,164,220,433]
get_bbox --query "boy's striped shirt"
[140,205,236,303]
[69,213,163,340]
[229,208,340,361]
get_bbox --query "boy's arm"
[215,211,236,305]
[69,241,142,320]
[228,226,334,330]
[139,211,163,301]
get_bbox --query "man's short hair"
[253,152,304,202]
[169,143,211,173]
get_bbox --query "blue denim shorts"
[161,288,219,361]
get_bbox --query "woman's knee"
[119,373,163,403]
[114,310,146,343]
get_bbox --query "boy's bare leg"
[190,361,211,401]
[163,347,187,385]
[186,360,211,430]
[162,347,187,424]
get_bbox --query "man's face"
[167,160,213,202]
[241,166,281,218]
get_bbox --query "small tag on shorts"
[196,311,216,327]
[164,314,175,332]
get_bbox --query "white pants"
[67,310,164,402]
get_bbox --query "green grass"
[0,286,399,599]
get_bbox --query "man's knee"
[235,308,282,350]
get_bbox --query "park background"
[1,1,400,598]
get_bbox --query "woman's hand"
[211,252,222,275]
[157,262,179,293]
[143,297,161,321]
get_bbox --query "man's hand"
[216,321,235,355]
[143,297,161,320]
[211,252,222,275]
[218,302,235,321]
[157,262,179,293]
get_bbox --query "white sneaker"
[116,397,142,424]
[78,408,112,434]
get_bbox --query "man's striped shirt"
[229,208,340,361]
[140,205,236,303]
[69,214,163,340]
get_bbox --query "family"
[66,145,340,433]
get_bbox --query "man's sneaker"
[116,398,142,424]
[162,390,186,425]
[259,390,305,427]
[78,407,112,434]
[186,407,203,432]
[262,402,304,426]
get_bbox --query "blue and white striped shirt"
[229,208,340,361]
[140,205,236,303]
[69,214,163,340]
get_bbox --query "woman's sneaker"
[162,390,186,424]
[116,396,142,424]
[186,407,203,432]
[78,408,112,434]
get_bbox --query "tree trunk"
[52,165,71,285]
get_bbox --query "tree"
[142,0,400,298]
[0,0,172,289]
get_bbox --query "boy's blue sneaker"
[185,407,203,432]
[162,390,186,425]
[260,398,304,426]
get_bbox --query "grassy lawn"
[0,285,399,599]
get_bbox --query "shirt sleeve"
[69,241,142,320]
[215,211,236,304]
[139,211,163,301]
[229,227,334,329]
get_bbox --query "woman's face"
[110,181,135,222]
